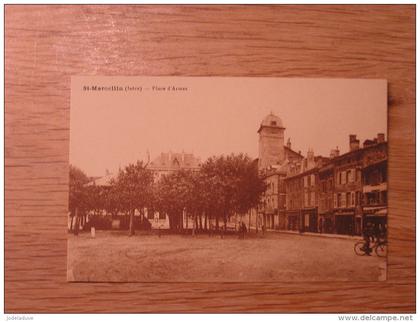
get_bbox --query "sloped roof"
[86,173,116,187]
[261,113,283,128]
[148,152,201,170]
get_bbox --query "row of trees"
[69,153,266,236]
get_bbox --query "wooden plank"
[5,4,415,312]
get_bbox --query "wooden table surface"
[5,5,415,313]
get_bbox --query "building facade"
[257,113,304,231]
[148,151,201,181]
[360,137,387,230]
[284,152,329,233]
[281,133,388,236]
[147,151,201,228]
[86,151,201,229]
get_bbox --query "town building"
[281,133,388,236]
[284,151,329,232]
[146,151,201,228]
[318,160,335,234]
[257,113,304,230]
[85,151,201,229]
[328,134,387,236]
[360,135,387,230]
[148,151,201,181]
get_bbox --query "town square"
[68,230,386,282]
[68,77,388,282]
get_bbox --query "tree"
[103,180,121,219]
[114,161,154,236]
[232,158,266,215]
[155,169,197,232]
[68,165,90,234]
[200,154,266,231]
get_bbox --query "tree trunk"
[248,210,251,233]
[69,215,74,232]
[204,213,208,231]
[199,214,203,231]
[168,214,174,231]
[181,212,184,231]
[172,213,178,232]
[74,208,80,236]
[178,212,183,232]
[185,211,188,229]
[256,213,259,234]
[129,209,135,236]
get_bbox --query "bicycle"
[354,238,387,257]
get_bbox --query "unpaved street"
[68,231,386,282]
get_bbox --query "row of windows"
[303,174,316,187]
[333,191,361,208]
[336,169,361,185]
[265,179,286,195]
[147,212,166,220]
[320,179,334,193]
[304,191,316,207]
[267,181,277,194]
[319,197,334,211]
[288,191,386,211]
[364,168,387,185]
[365,191,387,206]
[265,196,277,208]
[288,168,361,193]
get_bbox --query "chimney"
[330,147,340,159]
[307,148,314,161]
[349,134,360,151]
[287,138,291,149]
[306,149,315,169]
[377,133,385,143]
[363,139,374,148]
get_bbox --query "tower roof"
[258,113,284,132]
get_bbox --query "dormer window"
[271,121,277,126]
[173,158,180,167]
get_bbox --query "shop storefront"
[334,211,355,235]
[286,211,300,231]
[319,212,335,234]
[302,208,318,233]
[362,206,387,235]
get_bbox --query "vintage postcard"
[68,77,388,282]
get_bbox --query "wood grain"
[5,5,415,313]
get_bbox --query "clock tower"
[258,113,285,170]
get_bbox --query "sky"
[70,76,387,177]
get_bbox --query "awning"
[364,206,386,212]
[334,212,354,216]
[319,212,334,217]
[363,182,387,193]
[365,207,387,217]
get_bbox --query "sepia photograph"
[68,76,388,282]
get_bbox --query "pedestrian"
[242,222,247,239]
[238,223,243,239]
[362,222,373,255]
